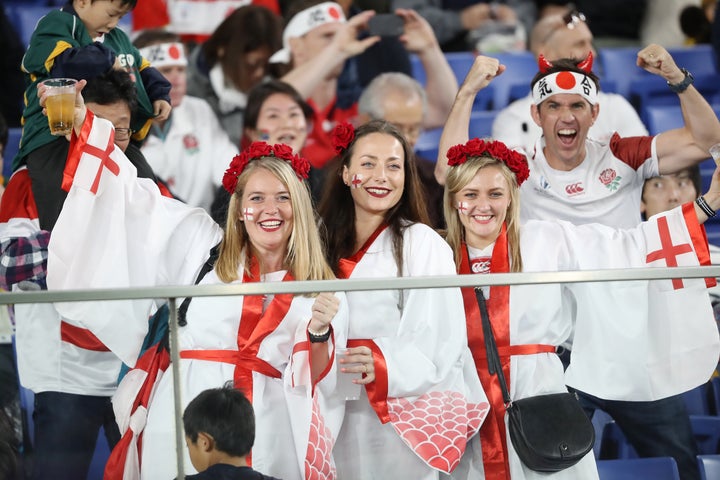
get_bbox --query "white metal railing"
[4,265,720,479]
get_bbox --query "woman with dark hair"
[186,5,283,146]
[317,120,487,480]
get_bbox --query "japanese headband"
[531,52,597,106]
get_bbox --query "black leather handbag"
[475,287,595,472]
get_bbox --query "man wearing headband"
[492,11,647,155]
[437,45,720,480]
[277,1,458,172]
[134,30,238,214]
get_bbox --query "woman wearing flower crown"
[443,138,720,479]
[45,83,350,480]
[317,120,489,479]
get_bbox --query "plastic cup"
[710,143,720,167]
[336,349,362,401]
[40,78,77,136]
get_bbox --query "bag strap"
[178,244,221,326]
[475,286,512,406]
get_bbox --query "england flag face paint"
[243,207,254,221]
[457,201,470,215]
[350,173,363,189]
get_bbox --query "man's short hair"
[358,72,427,120]
[183,384,255,457]
[83,69,138,114]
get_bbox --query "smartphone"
[368,14,404,37]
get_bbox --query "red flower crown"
[222,142,310,194]
[331,121,355,154]
[446,138,530,186]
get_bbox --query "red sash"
[337,224,392,423]
[459,225,553,480]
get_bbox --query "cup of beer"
[710,143,720,167]
[40,78,77,136]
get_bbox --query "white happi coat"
[141,95,238,212]
[47,112,349,480]
[454,208,719,480]
[334,224,489,480]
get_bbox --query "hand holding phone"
[368,14,404,37]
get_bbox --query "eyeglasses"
[563,9,586,30]
[114,127,134,141]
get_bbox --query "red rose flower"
[272,143,294,161]
[222,152,250,194]
[247,142,273,159]
[447,145,467,166]
[598,168,617,185]
[331,122,355,153]
[291,155,311,179]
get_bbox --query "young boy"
[15,0,171,231]
[182,385,282,480]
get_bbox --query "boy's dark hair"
[132,29,181,49]
[530,57,600,94]
[92,0,138,8]
[83,69,138,114]
[183,384,255,457]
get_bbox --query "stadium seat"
[410,53,492,111]
[87,427,111,480]
[6,5,54,46]
[697,454,720,480]
[468,110,497,139]
[642,105,683,136]
[689,416,720,455]
[490,51,537,111]
[711,377,720,416]
[414,127,442,162]
[596,457,680,480]
[682,382,713,416]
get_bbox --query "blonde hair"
[215,157,335,285]
[443,156,523,272]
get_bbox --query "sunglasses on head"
[563,9,586,29]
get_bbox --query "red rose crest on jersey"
[599,168,622,191]
[183,134,199,153]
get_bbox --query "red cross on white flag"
[243,208,254,221]
[351,174,363,189]
[457,201,469,215]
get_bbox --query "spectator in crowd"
[442,137,719,479]
[318,120,487,479]
[391,0,536,52]
[679,1,716,45]
[134,29,238,213]
[0,5,25,128]
[46,84,349,479]
[181,385,281,480]
[437,45,720,480]
[277,2,457,178]
[491,10,647,156]
[357,73,445,228]
[132,0,281,45]
[211,79,314,223]
[0,69,164,480]
[641,167,702,221]
[185,5,283,147]
[640,0,690,47]
[14,0,171,232]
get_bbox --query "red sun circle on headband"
[328,6,341,19]
[556,71,576,90]
[168,44,181,59]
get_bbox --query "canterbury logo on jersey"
[565,182,585,195]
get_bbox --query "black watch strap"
[667,68,694,93]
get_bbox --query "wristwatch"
[667,68,694,93]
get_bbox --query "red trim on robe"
[347,339,390,423]
[682,202,717,288]
[60,321,110,352]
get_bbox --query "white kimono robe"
[333,224,489,480]
[453,208,720,480]
[47,112,349,480]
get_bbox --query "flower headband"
[222,142,310,194]
[532,52,597,106]
[331,121,355,154]
[446,138,530,186]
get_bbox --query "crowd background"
[1,0,720,479]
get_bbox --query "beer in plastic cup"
[41,78,77,136]
[710,143,720,167]
[336,349,362,401]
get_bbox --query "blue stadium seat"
[682,382,713,416]
[698,454,720,480]
[642,105,683,136]
[4,127,22,179]
[468,110,497,139]
[6,4,54,46]
[711,377,720,416]
[87,427,111,480]
[490,51,537,111]
[411,53,493,111]
[414,127,442,162]
[597,457,680,480]
[689,416,720,455]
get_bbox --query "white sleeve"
[47,112,224,365]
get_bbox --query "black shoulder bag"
[475,287,595,472]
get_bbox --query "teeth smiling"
[260,221,281,228]
[473,215,492,221]
[558,129,576,135]
[366,188,388,195]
